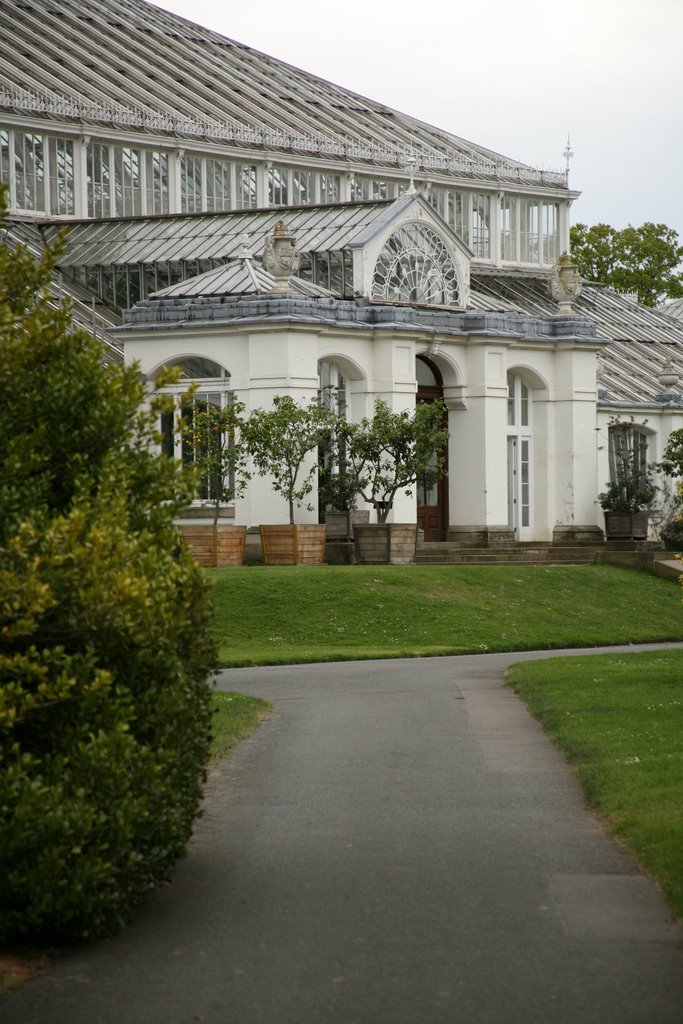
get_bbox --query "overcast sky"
[155,0,682,243]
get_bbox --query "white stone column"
[75,136,89,218]
[362,333,419,522]
[169,149,182,214]
[244,325,322,528]
[550,346,604,543]
[447,343,512,545]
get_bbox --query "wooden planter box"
[178,524,247,566]
[603,511,649,540]
[323,509,370,539]
[260,524,327,565]
[353,523,418,564]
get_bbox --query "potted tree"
[654,428,683,550]
[178,396,251,565]
[599,418,656,540]
[246,395,333,564]
[339,399,449,563]
[318,461,370,540]
[651,481,683,551]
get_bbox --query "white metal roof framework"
[2,0,682,409]
[0,0,569,189]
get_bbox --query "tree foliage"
[598,418,656,512]
[180,396,251,528]
[338,400,449,523]
[570,221,683,307]
[245,396,334,524]
[658,428,683,480]
[0,199,217,943]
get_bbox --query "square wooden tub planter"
[178,524,247,567]
[353,523,418,564]
[603,511,650,541]
[259,524,327,565]
[323,509,370,540]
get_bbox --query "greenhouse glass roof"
[0,0,568,188]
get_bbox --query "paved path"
[4,646,683,1023]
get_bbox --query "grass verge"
[507,649,683,920]
[0,950,52,996]
[210,691,271,761]
[210,564,683,666]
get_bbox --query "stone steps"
[415,543,604,566]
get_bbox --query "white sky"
[155,0,683,242]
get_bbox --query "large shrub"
[0,202,217,942]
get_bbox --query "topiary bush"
[0,194,217,943]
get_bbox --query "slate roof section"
[120,293,599,344]
[0,0,568,189]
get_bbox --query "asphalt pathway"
[4,645,683,1024]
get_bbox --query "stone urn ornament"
[549,252,582,315]
[263,220,299,294]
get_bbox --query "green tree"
[570,222,683,307]
[338,399,449,523]
[245,396,334,524]
[658,428,683,479]
[180,397,251,530]
[0,197,217,942]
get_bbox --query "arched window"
[155,357,232,503]
[507,373,533,537]
[372,223,460,306]
[416,356,448,540]
[318,360,347,417]
[608,421,649,487]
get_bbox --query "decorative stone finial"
[549,252,582,315]
[405,153,417,195]
[263,220,299,294]
[238,233,253,259]
[657,357,679,393]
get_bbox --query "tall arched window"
[318,360,347,417]
[507,373,533,537]
[416,356,448,540]
[318,360,349,516]
[372,223,460,306]
[156,357,232,503]
[608,421,649,487]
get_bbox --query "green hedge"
[0,199,217,942]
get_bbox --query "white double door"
[507,435,532,540]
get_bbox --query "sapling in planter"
[246,395,334,563]
[180,396,251,565]
[338,399,449,563]
[341,398,449,522]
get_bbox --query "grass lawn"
[507,650,683,921]
[210,563,683,666]
[210,692,271,761]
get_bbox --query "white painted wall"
[122,314,645,542]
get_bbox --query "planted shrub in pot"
[179,396,251,566]
[655,428,683,549]
[599,417,656,540]
[246,395,334,564]
[318,464,369,540]
[651,481,683,551]
[339,399,449,563]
